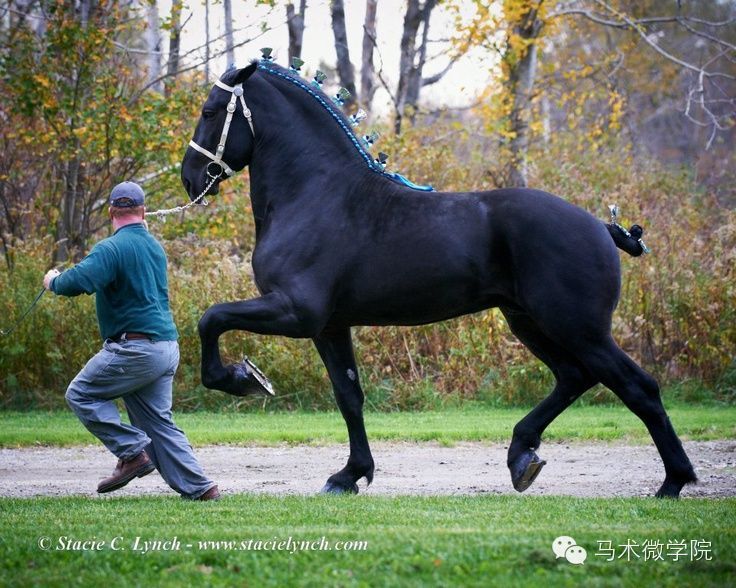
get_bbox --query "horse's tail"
[605,222,647,257]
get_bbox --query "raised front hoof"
[320,480,359,495]
[510,450,546,493]
[204,358,274,397]
[654,475,697,499]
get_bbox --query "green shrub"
[1,134,732,410]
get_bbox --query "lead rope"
[1,263,69,337]
[144,172,219,221]
[0,287,46,337]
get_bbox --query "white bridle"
[188,79,255,179]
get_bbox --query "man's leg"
[65,340,152,460]
[124,341,215,499]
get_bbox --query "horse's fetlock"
[364,465,375,486]
[512,423,538,446]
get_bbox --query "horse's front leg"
[313,326,374,494]
[198,292,323,396]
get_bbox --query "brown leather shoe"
[97,450,155,494]
[196,485,221,501]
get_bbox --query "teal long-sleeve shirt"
[51,223,178,342]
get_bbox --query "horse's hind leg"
[576,340,697,497]
[313,326,375,494]
[501,307,597,492]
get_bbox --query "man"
[43,181,219,501]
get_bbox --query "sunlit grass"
[0,405,733,448]
[2,494,734,587]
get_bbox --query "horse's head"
[181,62,258,201]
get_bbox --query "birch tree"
[144,0,163,92]
[224,0,235,68]
[165,0,183,96]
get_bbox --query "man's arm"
[45,245,117,296]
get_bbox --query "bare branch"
[422,99,485,118]
[549,5,735,29]
[678,19,736,53]
[683,49,733,150]
[679,15,736,28]
[550,3,736,59]
[130,20,280,101]
[550,1,735,148]
[3,5,45,21]
[363,24,399,110]
[550,8,675,28]
[587,0,735,81]
[113,13,276,60]
[422,56,459,86]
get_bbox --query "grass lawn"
[0,404,734,447]
[2,405,734,586]
[1,494,734,587]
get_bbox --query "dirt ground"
[1,440,734,499]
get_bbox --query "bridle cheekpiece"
[188,79,254,180]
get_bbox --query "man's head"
[109,181,145,224]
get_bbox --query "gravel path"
[1,440,733,499]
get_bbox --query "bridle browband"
[188,79,254,179]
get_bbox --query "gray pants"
[65,338,214,499]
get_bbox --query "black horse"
[180,61,696,498]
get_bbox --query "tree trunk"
[330,0,357,108]
[54,1,94,262]
[165,0,182,96]
[394,0,436,134]
[505,7,542,188]
[145,0,163,92]
[395,0,421,134]
[223,0,235,69]
[286,0,307,61]
[204,0,210,82]
[361,0,378,109]
[55,157,85,263]
[405,0,435,125]
[77,0,92,26]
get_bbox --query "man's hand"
[43,269,61,290]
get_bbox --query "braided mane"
[222,60,434,191]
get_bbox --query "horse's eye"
[202,110,216,120]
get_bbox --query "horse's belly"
[334,275,507,327]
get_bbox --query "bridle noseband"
[188,79,255,179]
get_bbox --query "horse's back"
[329,186,620,328]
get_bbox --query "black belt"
[114,332,151,342]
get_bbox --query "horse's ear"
[233,62,258,85]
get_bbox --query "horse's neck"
[247,73,370,216]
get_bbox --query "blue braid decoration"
[258,63,434,192]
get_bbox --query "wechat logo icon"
[553,536,587,565]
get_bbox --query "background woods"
[1,0,734,410]
[0,0,204,265]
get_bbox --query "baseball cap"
[109,181,145,208]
